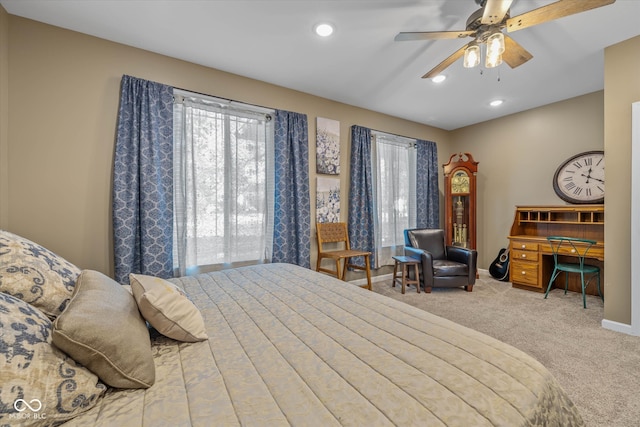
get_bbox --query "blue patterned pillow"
[0,230,81,319]
[0,292,107,426]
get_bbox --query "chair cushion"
[433,259,468,277]
[407,229,446,260]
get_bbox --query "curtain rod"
[369,127,420,143]
[174,87,275,115]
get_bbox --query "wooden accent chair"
[316,222,372,290]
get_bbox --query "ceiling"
[2,0,640,130]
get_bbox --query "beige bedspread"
[65,263,582,426]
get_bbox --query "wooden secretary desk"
[508,205,604,295]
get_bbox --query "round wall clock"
[552,150,604,204]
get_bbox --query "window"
[173,91,274,275]
[371,131,417,267]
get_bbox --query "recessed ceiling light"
[314,23,334,37]
[489,99,504,107]
[431,75,446,83]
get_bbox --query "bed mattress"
[64,263,582,426]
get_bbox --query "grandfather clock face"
[451,170,470,194]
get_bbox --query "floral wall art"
[316,117,340,175]
[316,177,340,223]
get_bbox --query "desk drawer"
[512,241,539,251]
[585,246,604,259]
[555,246,604,259]
[511,260,539,287]
[512,249,539,262]
[540,243,604,260]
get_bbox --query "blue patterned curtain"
[113,75,174,283]
[416,139,440,228]
[272,110,311,268]
[348,125,375,266]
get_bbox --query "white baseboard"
[602,319,640,336]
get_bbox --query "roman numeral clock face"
[552,151,604,204]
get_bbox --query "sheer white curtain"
[173,91,274,276]
[372,132,417,267]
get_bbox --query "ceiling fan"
[395,0,616,79]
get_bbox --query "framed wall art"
[316,176,340,223]
[316,117,340,175]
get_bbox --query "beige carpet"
[371,271,640,427]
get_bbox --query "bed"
[1,231,583,426]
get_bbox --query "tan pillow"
[0,292,106,425]
[130,273,208,343]
[52,270,155,389]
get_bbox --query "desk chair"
[544,236,603,308]
[316,222,372,290]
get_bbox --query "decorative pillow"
[130,273,208,343]
[0,292,106,426]
[0,230,81,319]
[52,270,155,389]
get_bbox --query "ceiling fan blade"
[422,43,469,79]
[395,30,474,41]
[481,0,514,24]
[502,35,533,68]
[506,0,616,32]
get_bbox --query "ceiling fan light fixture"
[485,52,503,68]
[463,44,480,68]
[484,30,505,68]
[431,74,447,83]
[486,31,505,56]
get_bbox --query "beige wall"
[450,91,604,268]
[603,35,640,325]
[0,6,8,229]
[2,14,450,276]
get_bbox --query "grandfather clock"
[443,152,478,249]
